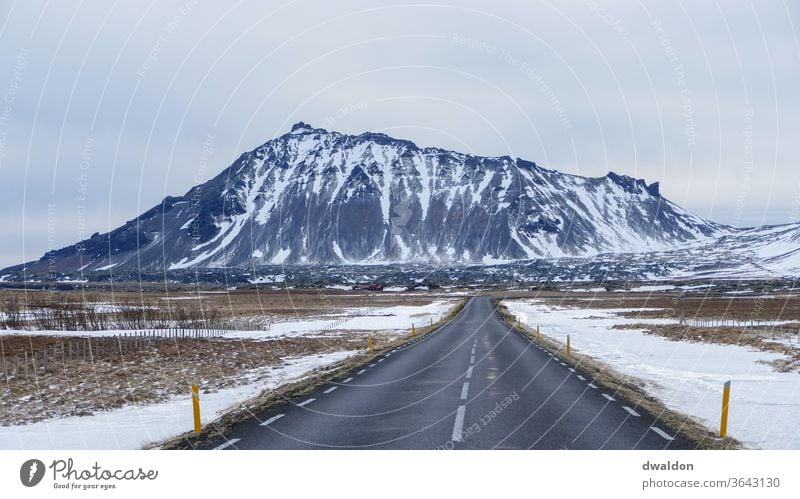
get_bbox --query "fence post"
[2,356,7,384]
[191,384,202,433]
[24,351,28,379]
[369,334,374,353]
[720,380,732,437]
[566,335,571,356]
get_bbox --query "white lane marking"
[342,377,353,383]
[470,348,475,355]
[568,368,575,372]
[368,363,376,367]
[577,375,586,381]
[548,353,553,357]
[470,355,475,364]
[623,406,641,417]
[466,366,473,379]
[357,369,366,375]
[587,383,598,389]
[384,353,391,358]
[460,382,470,400]
[324,386,338,394]
[650,426,674,441]
[297,398,315,407]
[559,362,567,366]
[452,405,466,442]
[377,359,384,363]
[554,358,560,362]
[213,438,240,450]
[602,393,616,401]
[260,414,285,426]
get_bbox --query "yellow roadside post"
[720,380,731,437]
[191,384,202,433]
[369,334,374,353]
[412,323,416,338]
[536,325,540,340]
[567,335,571,356]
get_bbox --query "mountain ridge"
[8,122,792,275]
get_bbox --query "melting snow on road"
[503,300,800,450]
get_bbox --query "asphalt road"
[207,296,694,450]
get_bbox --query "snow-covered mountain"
[8,122,789,274]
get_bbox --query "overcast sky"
[0,0,798,268]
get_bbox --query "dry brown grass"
[0,333,383,426]
[0,288,452,330]
[494,300,742,450]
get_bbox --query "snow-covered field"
[0,300,456,340]
[231,299,455,339]
[0,351,353,450]
[503,300,800,449]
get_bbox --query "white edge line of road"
[212,438,241,450]
[260,414,285,426]
[623,406,641,417]
[452,405,466,442]
[650,426,675,441]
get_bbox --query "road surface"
[207,296,694,449]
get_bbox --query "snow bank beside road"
[503,300,800,449]
[0,351,353,450]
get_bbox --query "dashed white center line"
[260,414,284,426]
[357,369,366,375]
[601,393,616,401]
[460,382,470,400]
[342,377,353,383]
[471,348,475,355]
[587,383,598,389]
[650,426,675,441]
[577,375,586,381]
[622,406,640,417]
[451,405,466,442]
[466,366,473,379]
[324,386,338,394]
[297,398,315,407]
[469,355,475,364]
[213,438,240,450]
